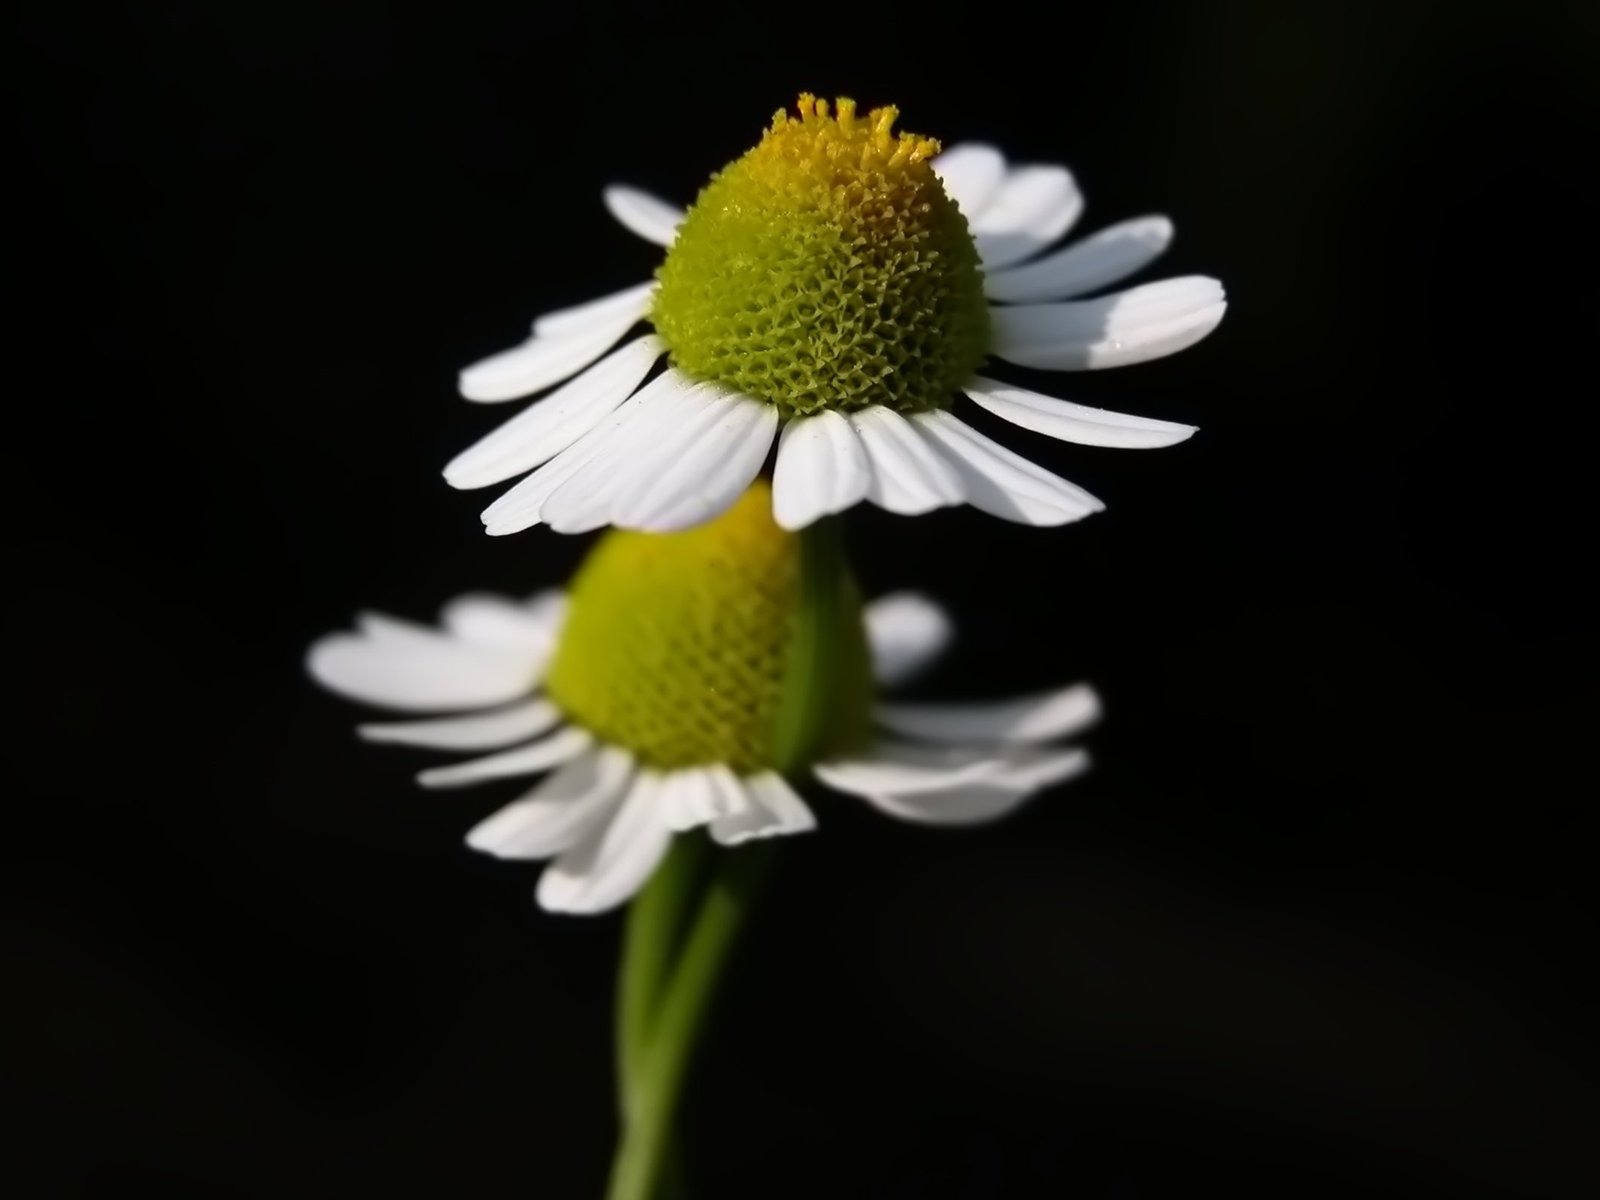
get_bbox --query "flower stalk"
[606,518,848,1200]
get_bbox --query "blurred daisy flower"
[308,485,1099,914]
[449,94,1222,536]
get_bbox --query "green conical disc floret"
[545,483,873,775]
[651,95,990,421]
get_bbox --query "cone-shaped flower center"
[651,95,990,420]
[544,484,872,774]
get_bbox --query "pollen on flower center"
[543,484,872,774]
[650,95,990,420]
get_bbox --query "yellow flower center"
[544,484,872,774]
[650,95,990,420]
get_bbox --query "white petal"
[441,591,565,649]
[603,185,685,247]
[993,746,1093,791]
[537,772,675,914]
[972,166,1084,269]
[533,282,656,339]
[772,410,871,530]
[359,699,562,750]
[849,406,966,516]
[444,336,663,489]
[864,592,952,687]
[913,411,1103,526]
[478,369,685,536]
[749,773,816,833]
[522,590,568,627]
[416,726,593,789]
[659,768,725,833]
[308,619,542,713]
[875,684,1101,746]
[465,746,634,860]
[355,611,449,647]
[542,373,724,534]
[931,143,1006,218]
[459,292,650,403]
[990,277,1227,371]
[702,764,752,819]
[984,216,1174,303]
[853,783,1035,827]
[708,772,816,846]
[961,376,1196,450]
[610,392,778,533]
[812,743,1016,798]
[838,748,1090,826]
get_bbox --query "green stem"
[605,843,774,1200]
[605,516,848,1200]
[616,836,707,1119]
[772,517,847,774]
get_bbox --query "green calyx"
[544,484,873,775]
[650,94,990,421]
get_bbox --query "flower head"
[652,96,988,421]
[309,485,1099,914]
[449,95,1223,536]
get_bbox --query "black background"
[9,2,1598,1197]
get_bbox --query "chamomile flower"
[447,94,1222,536]
[308,485,1099,914]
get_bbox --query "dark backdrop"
[9,3,1597,1197]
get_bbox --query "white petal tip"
[441,464,476,491]
[1166,423,1200,445]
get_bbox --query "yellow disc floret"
[544,484,872,774]
[651,95,989,420]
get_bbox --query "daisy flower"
[308,485,1099,914]
[447,94,1223,536]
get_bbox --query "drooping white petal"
[533,282,657,339]
[523,590,568,627]
[864,592,952,687]
[749,773,816,833]
[932,143,1006,218]
[659,768,726,833]
[603,185,685,247]
[459,290,652,403]
[961,376,1196,450]
[536,369,713,534]
[359,699,562,750]
[708,772,816,846]
[990,277,1227,371]
[702,769,755,844]
[416,726,593,789]
[812,742,1017,798]
[772,410,872,530]
[971,166,1083,269]
[444,337,663,489]
[984,216,1174,303]
[701,764,752,820]
[465,746,635,860]
[537,772,675,914]
[853,783,1035,827]
[875,684,1101,746]
[478,369,683,535]
[440,591,565,650]
[990,746,1093,792]
[849,406,966,516]
[308,619,543,713]
[832,747,1090,826]
[913,411,1103,526]
[610,391,778,533]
